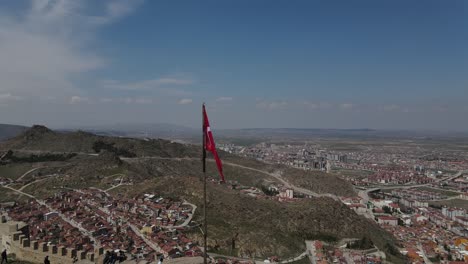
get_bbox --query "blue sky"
[0,0,467,131]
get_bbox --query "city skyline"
[0,0,467,131]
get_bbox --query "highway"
[363,170,467,193]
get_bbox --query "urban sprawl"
[1,140,468,263]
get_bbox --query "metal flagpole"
[202,104,208,264]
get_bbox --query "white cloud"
[70,96,89,104]
[100,78,193,95]
[216,97,233,102]
[90,0,144,26]
[302,102,319,109]
[256,101,288,110]
[134,98,152,104]
[99,97,153,104]
[383,104,401,112]
[0,0,142,100]
[301,101,333,110]
[340,103,355,110]
[157,78,194,85]
[100,98,114,103]
[0,93,22,102]
[178,98,193,105]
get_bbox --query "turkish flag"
[203,105,225,182]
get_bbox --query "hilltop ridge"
[0,125,199,158]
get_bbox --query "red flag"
[203,104,225,182]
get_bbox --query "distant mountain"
[217,128,468,141]
[57,124,468,145]
[219,128,377,138]
[0,124,29,141]
[62,123,198,140]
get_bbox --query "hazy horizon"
[3,122,468,135]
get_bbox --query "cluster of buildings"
[222,178,299,202]
[380,214,468,263]
[366,167,434,185]
[339,182,468,263]
[220,141,468,193]
[365,193,468,262]
[219,143,347,171]
[1,189,200,263]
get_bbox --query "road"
[364,170,467,194]
[281,252,307,263]
[16,167,42,181]
[209,248,307,264]
[221,162,339,201]
[105,176,127,192]
[122,156,341,201]
[417,244,433,264]
[2,185,35,199]
[8,149,98,157]
[207,252,264,263]
[161,201,197,229]
[128,223,163,253]
[18,174,63,191]
[305,240,316,264]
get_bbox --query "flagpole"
[202,104,208,264]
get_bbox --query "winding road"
[16,167,42,181]
[122,156,341,201]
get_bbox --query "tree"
[398,218,404,226]
[444,244,450,252]
[383,206,392,214]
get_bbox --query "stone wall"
[0,221,103,264]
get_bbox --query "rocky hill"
[0,125,199,158]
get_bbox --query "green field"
[0,163,34,180]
